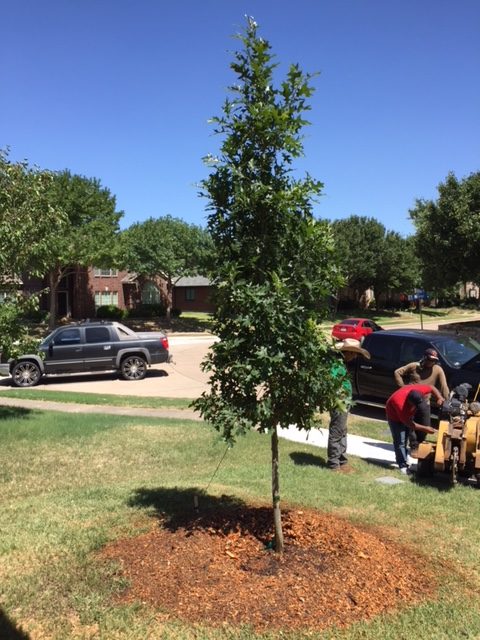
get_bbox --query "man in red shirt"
[386,384,445,474]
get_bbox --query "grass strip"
[0,388,193,409]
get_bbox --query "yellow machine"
[416,384,480,484]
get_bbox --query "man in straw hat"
[328,338,371,472]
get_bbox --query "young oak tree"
[193,19,344,553]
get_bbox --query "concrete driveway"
[2,313,480,399]
[0,335,217,399]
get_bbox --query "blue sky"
[2,1,479,236]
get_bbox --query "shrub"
[126,303,167,318]
[96,305,125,320]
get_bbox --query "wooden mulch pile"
[101,505,437,632]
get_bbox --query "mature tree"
[0,149,65,280]
[410,171,480,290]
[43,170,122,327]
[331,216,385,301]
[371,232,420,307]
[120,215,213,319]
[0,149,67,355]
[193,19,344,553]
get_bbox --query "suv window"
[365,334,399,362]
[434,336,480,368]
[86,327,111,344]
[54,328,81,345]
[116,325,136,340]
[399,339,427,365]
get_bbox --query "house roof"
[174,276,211,287]
[121,272,138,283]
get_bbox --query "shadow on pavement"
[0,368,170,389]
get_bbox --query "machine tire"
[120,355,147,381]
[11,361,42,387]
[416,456,434,478]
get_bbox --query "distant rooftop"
[175,276,211,287]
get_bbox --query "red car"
[331,317,383,341]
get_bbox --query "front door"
[82,326,116,371]
[43,327,84,374]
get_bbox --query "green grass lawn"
[1,403,480,638]
[0,388,193,410]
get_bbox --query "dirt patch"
[101,505,437,632]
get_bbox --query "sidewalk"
[0,396,396,467]
[280,423,396,466]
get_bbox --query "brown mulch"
[101,505,437,633]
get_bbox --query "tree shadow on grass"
[128,486,274,543]
[0,406,32,421]
[289,451,327,467]
[0,608,31,640]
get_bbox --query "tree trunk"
[271,425,284,553]
[166,275,173,323]
[48,268,61,329]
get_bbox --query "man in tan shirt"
[394,348,449,453]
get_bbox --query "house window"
[93,268,118,277]
[94,291,119,307]
[0,291,10,304]
[141,282,160,304]
[185,288,196,301]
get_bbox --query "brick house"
[172,276,214,313]
[18,268,213,319]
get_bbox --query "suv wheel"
[120,355,147,381]
[12,361,42,387]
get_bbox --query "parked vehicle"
[349,329,480,407]
[331,317,383,341]
[8,321,171,387]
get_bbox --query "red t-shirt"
[385,384,433,424]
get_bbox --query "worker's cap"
[407,390,427,407]
[424,348,439,361]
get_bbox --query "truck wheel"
[12,361,42,387]
[120,355,147,381]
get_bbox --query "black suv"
[350,329,480,405]
[9,321,171,387]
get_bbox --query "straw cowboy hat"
[334,338,371,359]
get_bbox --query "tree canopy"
[0,149,68,355]
[410,171,480,290]
[331,216,419,306]
[120,215,213,318]
[43,170,123,326]
[193,18,344,552]
[0,149,65,280]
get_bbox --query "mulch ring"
[100,505,437,633]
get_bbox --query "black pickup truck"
[349,329,480,407]
[8,320,171,387]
